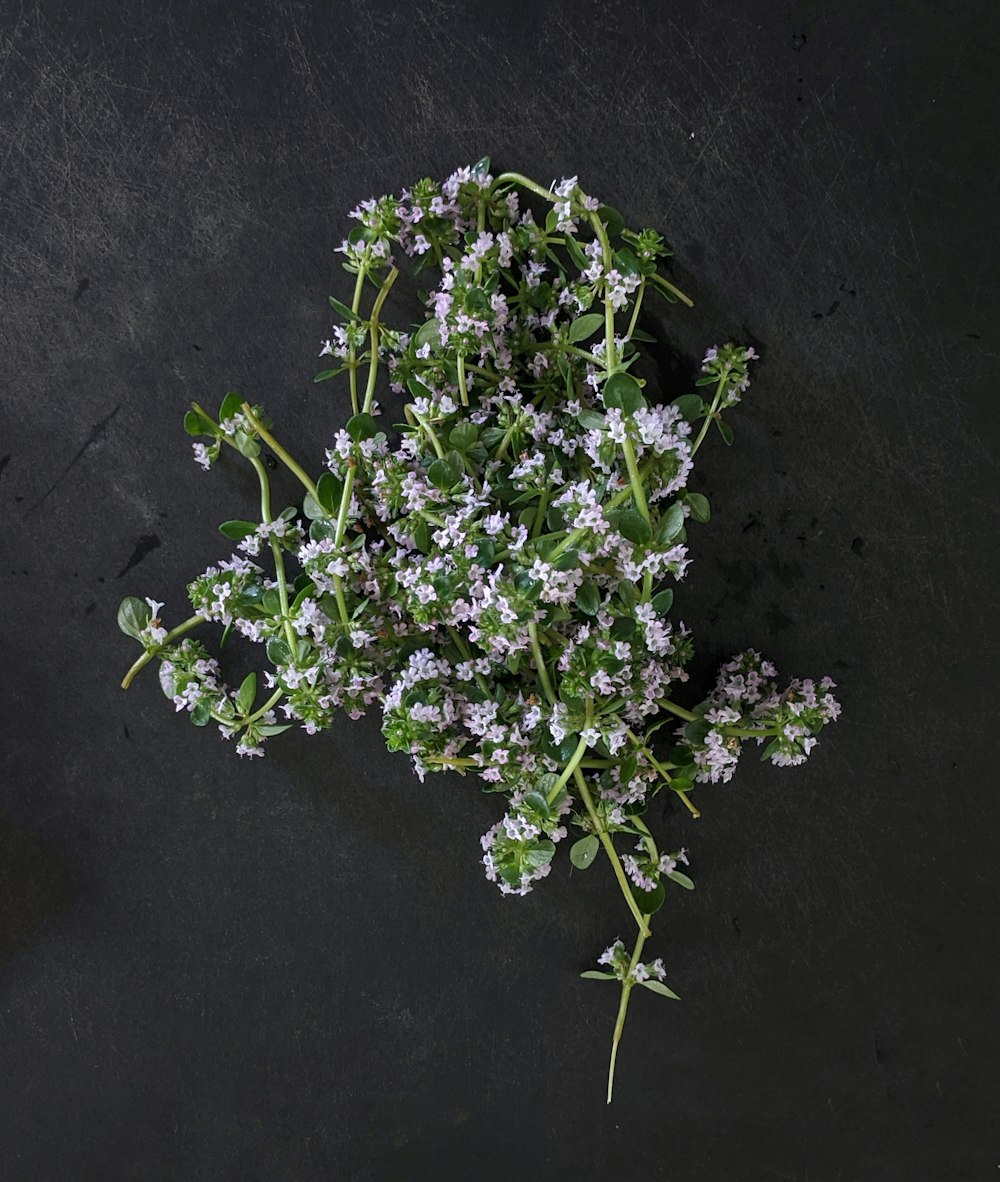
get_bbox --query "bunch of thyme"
[119,160,839,1101]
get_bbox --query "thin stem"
[549,470,652,560]
[657,697,698,723]
[607,920,650,1104]
[347,257,368,414]
[244,688,283,726]
[588,209,617,371]
[445,626,490,697]
[572,767,651,938]
[549,711,593,804]
[650,271,694,308]
[362,266,399,414]
[413,411,446,459]
[532,486,549,539]
[621,435,649,521]
[491,172,561,203]
[250,456,298,653]
[527,621,557,705]
[625,278,646,341]
[120,615,203,689]
[456,353,469,407]
[690,374,727,457]
[240,404,318,501]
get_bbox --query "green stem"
[650,271,694,308]
[362,266,399,414]
[250,456,298,653]
[457,353,469,407]
[120,615,203,689]
[445,626,490,697]
[244,688,283,726]
[607,919,650,1104]
[527,621,557,705]
[690,374,727,457]
[413,411,446,459]
[240,404,318,501]
[625,278,646,341]
[657,697,699,723]
[572,766,651,938]
[347,253,368,414]
[588,209,617,372]
[549,721,592,805]
[532,486,550,539]
[549,469,652,561]
[491,172,561,203]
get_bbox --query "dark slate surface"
[1,2,997,1178]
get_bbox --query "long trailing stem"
[250,456,298,653]
[690,373,728,457]
[361,266,399,414]
[607,919,650,1104]
[120,615,202,689]
[347,253,369,414]
[527,620,557,705]
[240,403,318,501]
[572,766,651,938]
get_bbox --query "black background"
[2,2,998,1178]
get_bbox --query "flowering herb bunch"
[118,159,840,1101]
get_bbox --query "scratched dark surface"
[1,1,998,1179]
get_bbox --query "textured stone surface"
[1,2,997,1178]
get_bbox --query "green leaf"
[577,581,601,616]
[596,205,625,238]
[237,672,257,714]
[328,294,361,322]
[266,637,292,665]
[577,409,606,430]
[640,979,681,999]
[449,422,479,452]
[117,596,151,641]
[412,519,431,552]
[672,394,704,422]
[695,374,718,387]
[218,391,243,422]
[183,409,216,437]
[412,319,440,352]
[313,368,342,383]
[522,840,555,871]
[568,313,605,343]
[628,879,666,916]
[666,870,695,890]
[218,519,257,541]
[686,493,711,523]
[427,457,458,490]
[629,326,657,343]
[651,589,674,615]
[618,509,652,545]
[657,501,685,542]
[570,835,600,870]
[759,738,783,762]
[602,372,645,415]
[716,418,734,446]
[520,791,551,819]
[564,234,589,270]
[316,471,343,515]
[684,719,712,745]
[190,699,212,727]
[346,412,378,442]
[470,155,491,179]
[309,517,336,543]
[233,430,260,459]
[580,970,617,981]
[257,723,293,736]
[614,246,641,276]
